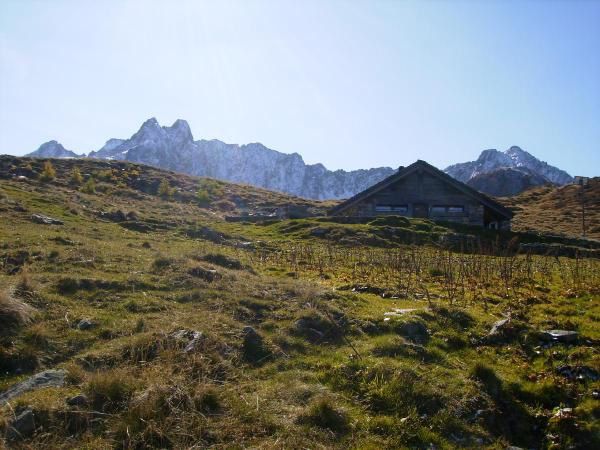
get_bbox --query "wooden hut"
[328,160,513,229]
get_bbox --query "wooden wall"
[339,170,491,226]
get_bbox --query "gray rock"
[66,393,89,406]
[556,365,599,382]
[489,318,510,336]
[6,408,36,441]
[242,326,270,362]
[77,318,96,330]
[31,213,64,225]
[188,266,221,282]
[293,318,325,342]
[395,320,429,343]
[541,330,578,343]
[0,369,66,405]
[169,329,205,353]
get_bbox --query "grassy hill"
[0,156,599,449]
[501,179,600,240]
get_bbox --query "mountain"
[86,118,395,200]
[445,147,573,196]
[26,120,573,199]
[27,140,81,159]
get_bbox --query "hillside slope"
[0,157,598,449]
[500,178,600,240]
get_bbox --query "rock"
[293,318,325,342]
[556,365,599,382]
[310,227,329,237]
[484,317,526,344]
[552,407,574,419]
[384,308,419,317]
[188,266,221,282]
[0,369,66,405]
[489,318,510,335]
[31,213,64,225]
[6,408,36,441]
[541,330,578,343]
[66,393,89,406]
[242,326,270,363]
[77,318,96,330]
[395,320,429,343]
[169,329,205,353]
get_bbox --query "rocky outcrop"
[27,140,81,159]
[445,146,573,196]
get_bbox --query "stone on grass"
[66,393,89,406]
[540,330,578,343]
[31,213,64,225]
[0,369,66,405]
[6,408,35,441]
[77,318,96,330]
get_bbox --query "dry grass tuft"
[0,288,34,336]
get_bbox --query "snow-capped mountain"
[27,140,81,159]
[25,119,572,199]
[73,118,394,200]
[445,147,572,196]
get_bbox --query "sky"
[0,0,599,176]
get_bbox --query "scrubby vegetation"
[0,156,598,448]
[503,178,600,239]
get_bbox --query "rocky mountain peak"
[445,146,573,196]
[164,119,193,143]
[28,140,80,158]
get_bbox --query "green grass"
[0,156,598,448]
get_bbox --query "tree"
[40,161,56,182]
[157,179,172,198]
[70,167,83,185]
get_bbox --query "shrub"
[81,177,96,194]
[152,256,174,271]
[196,188,210,206]
[0,289,34,336]
[70,167,83,185]
[157,179,172,198]
[40,160,56,181]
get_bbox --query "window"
[430,205,465,214]
[375,204,408,213]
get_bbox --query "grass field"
[1,157,598,449]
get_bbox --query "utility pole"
[574,176,589,238]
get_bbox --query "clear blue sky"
[1,0,598,176]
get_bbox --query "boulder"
[395,320,429,343]
[31,213,63,225]
[188,266,221,282]
[484,317,526,344]
[169,329,205,353]
[66,393,89,406]
[6,408,35,441]
[77,318,97,330]
[242,326,271,363]
[540,330,578,344]
[556,365,599,382]
[0,369,66,405]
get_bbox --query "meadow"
[0,157,598,449]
